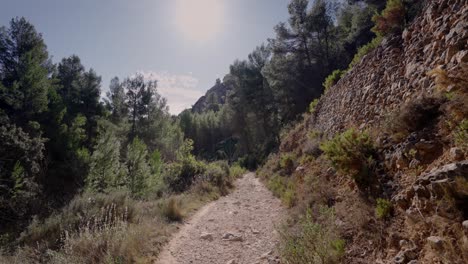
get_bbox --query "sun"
[174,0,225,43]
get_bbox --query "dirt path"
[156,173,285,264]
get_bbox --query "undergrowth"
[320,129,376,188]
[1,161,246,263]
[279,207,345,264]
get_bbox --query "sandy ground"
[156,173,285,264]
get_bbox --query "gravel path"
[156,173,285,264]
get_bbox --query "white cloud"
[138,71,202,115]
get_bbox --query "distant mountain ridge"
[191,78,230,113]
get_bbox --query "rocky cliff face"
[311,0,467,136]
[191,79,229,113]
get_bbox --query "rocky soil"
[156,173,285,264]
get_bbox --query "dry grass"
[161,197,184,222]
[279,207,345,264]
[0,175,235,263]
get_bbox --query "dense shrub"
[320,129,376,187]
[204,162,232,195]
[163,159,206,193]
[323,70,346,91]
[280,207,345,264]
[375,198,393,219]
[163,139,206,193]
[372,0,405,36]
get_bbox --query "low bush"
[309,98,320,113]
[163,158,206,193]
[230,164,247,179]
[375,198,393,219]
[323,70,346,91]
[283,187,297,208]
[280,207,345,264]
[454,119,468,151]
[280,153,296,175]
[320,129,376,188]
[268,174,297,208]
[204,162,232,195]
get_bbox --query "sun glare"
[174,0,225,43]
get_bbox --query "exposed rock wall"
[311,0,468,135]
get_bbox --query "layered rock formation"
[311,0,467,135]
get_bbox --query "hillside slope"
[259,0,468,263]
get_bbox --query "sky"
[0,0,290,114]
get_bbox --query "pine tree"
[86,128,125,192]
[106,77,128,123]
[0,17,52,126]
[126,137,151,197]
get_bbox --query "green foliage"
[86,129,126,192]
[283,188,297,208]
[149,150,162,175]
[0,123,44,224]
[164,139,206,193]
[454,119,468,151]
[280,207,345,264]
[204,162,232,195]
[309,99,320,113]
[349,35,383,69]
[337,3,377,54]
[372,0,405,37]
[229,164,247,179]
[320,129,376,187]
[0,17,51,122]
[280,153,296,175]
[323,70,346,91]
[375,198,393,219]
[126,137,152,197]
[147,149,165,196]
[267,174,296,208]
[11,161,26,196]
